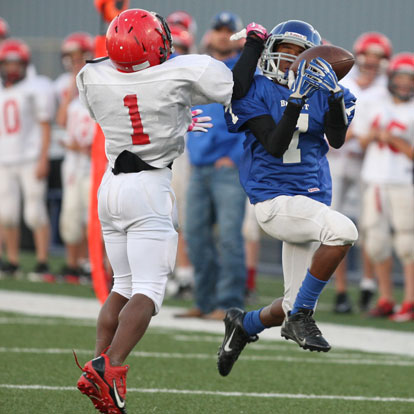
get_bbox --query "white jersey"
[62,97,95,176]
[327,73,387,179]
[50,72,73,160]
[76,54,233,168]
[0,75,55,165]
[353,92,414,185]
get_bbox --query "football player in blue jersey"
[217,20,359,376]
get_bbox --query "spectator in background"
[56,32,96,284]
[328,32,393,313]
[165,15,198,299]
[353,53,414,321]
[0,17,9,270]
[0,39,55,279]
[176,12,247,320]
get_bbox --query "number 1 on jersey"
[123,94,150,145]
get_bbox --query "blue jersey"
[225,75,356,205]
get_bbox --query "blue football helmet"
[260,20,322,84]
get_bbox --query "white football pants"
[98,168,178,315]
[255,195,358,314]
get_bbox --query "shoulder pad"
[86,56,110,64]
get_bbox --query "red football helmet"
[0,17,10,39]
[387,52,414,101]
[169,24,194,54]
[0,38,31,85]
[0,38,30,63]
[106,9,172,73]
[166,10,197,35]
[62,32,95,55]
[353,32,392,59]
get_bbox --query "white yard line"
[0,384,413,403]
[1,346,414,367]
[1,289,414,356]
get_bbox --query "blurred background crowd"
[0,0,413,322]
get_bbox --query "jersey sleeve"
[224,76,270,133]
[31,76,56,122]
[343,87,357,125]
[191,56,234,107]
[76,66,97,121]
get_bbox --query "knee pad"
[24,203,48,230]
[364,230,392,263]
[112,273,132,300]
[60,216,84,244]
[322,209,358,246]
[132,275,168,315]
[394,231,414,263]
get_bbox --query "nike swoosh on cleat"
[113,380,125,408]
[223,329,236,352]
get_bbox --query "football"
[290,45,355,80]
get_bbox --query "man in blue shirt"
[217,20,359,376]
[176,12,247,320]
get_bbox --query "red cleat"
[368,298,395,318]
[74,351,129,414]
[389,302,414,322]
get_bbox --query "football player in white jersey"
[353,53,414,321]
[73,9,263,413]
[0,39,55,278]
[56,32,95,283]
[328,32,393,313]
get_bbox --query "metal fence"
[2,0,414,78]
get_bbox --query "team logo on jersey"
[308,187,320,193]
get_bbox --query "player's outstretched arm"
[231,23,268,100]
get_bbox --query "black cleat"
[359,289,374,312]
[217,308,258,376]
[281,308,331,352]
[334,292,352,314]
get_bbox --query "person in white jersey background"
[0,38,55,279]
[73,9,266,413]
[352,52,414,321]
[327,32,393,313]
[56,32,96,284]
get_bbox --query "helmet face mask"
[260,20,321,84]
[106,8,173,73]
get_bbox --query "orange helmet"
[106,9,172,73]
[94,0,130,23]
[353,32,392,59]
[0,17,10,39]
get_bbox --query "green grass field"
[1,251,414,413]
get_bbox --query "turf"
[0,312,413,414]
[1,250,414,413]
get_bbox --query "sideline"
[1,289,414,356]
